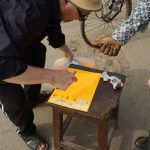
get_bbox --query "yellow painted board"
[48,68,101,112]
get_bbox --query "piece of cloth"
[0,0,65,81]
[112,0,150,46]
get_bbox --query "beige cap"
[69,0,103,11]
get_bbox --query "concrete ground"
[1,1,150,150]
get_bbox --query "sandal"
[135,136,150,149]
[20,134,49,150]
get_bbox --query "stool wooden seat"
[49,64,126,150]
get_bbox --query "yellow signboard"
[48,68,101,112]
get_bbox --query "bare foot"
[37,143,47,150]
[147,79,150,88]
[27,141,47,150]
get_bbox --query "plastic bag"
[54,57,95,70]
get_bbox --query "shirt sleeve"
[112,0,150,46]
[47,21,65,48]
[0,57,28,80]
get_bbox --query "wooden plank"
[98,120,108,150]
[60,141,93,150]
[53,108,63,150]
[63,116,72,135]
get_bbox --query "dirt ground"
[1,0,150,150]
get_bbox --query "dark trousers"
[0,42,46,136]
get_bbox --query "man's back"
[0,0,51,56]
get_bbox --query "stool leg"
[98,120,108,150]
[112,106,119,129]
[53,108,63,150]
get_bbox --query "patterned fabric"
[112,0,150,46]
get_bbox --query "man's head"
[59,0,102,22]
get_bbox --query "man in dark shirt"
[0,0,102,149]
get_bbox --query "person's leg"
[0,82,36,136]
[0,82,48,149]
[24,42,48,108]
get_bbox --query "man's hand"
[64,49,74,61]
[92,36,121,56]
[59,44,74,61]
[52,70,77,90]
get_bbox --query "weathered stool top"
[50,64,126,120]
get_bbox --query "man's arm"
[4,65,77,90]
[93,0,150,56]
[59,43,74,60]
[47,22,74,60]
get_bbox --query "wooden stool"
[50,64,126,150]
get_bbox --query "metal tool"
[102,71,123,89]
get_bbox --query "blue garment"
[112,0,150,46]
